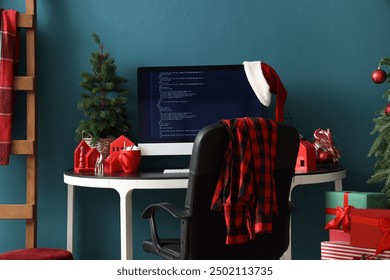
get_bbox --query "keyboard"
[163,168,190,174]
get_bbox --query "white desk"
[64,171,188,260]
[64,166,346,260]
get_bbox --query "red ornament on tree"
[371,68,387,84]
[385,104,390,116]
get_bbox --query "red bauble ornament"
[385,104,390,116]
[317,150,332,164]
[372,68,387,84]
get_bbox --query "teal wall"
[0,0,389,259]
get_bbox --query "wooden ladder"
[0,0,37,248]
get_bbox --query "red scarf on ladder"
[210,117,278,245]
[0,9,18,165]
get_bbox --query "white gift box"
[321,241,390,260]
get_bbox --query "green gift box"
[325,191,388,226]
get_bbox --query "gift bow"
[325,205,355,232]
[376,217,390,255]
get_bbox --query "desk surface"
[64,169,189,180]
[65,165,345,180]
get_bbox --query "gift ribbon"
[325,205,355,232]
[325,192,354,232]
[353,215,390,255]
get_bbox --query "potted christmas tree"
[368,58,390,206]
[75,33,130,157]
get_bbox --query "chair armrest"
[142,202,190,220]
[142,202,190,259]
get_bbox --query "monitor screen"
[137,65,268,156]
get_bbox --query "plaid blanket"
[0,9,18,165]
[210,117,278,245]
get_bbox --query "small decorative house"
[104,153,122,173]
[295,139,317,172]
[104,135,137,173]
[74,139,100,173]
[109,135,135,155]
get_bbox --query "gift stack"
[322,191,390,260]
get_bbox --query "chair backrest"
[184,121,299,259]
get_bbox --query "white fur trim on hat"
[243,61,271,107]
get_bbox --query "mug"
[119,149,141,173]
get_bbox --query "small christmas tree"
[368,58,390,206]
[75,32,130,144]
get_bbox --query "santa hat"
[243,61,287,122]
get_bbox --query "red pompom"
[372,68,387,84]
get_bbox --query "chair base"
[0,248,73,260]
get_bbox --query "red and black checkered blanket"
[0,9,18,165]
[210,117,278,245]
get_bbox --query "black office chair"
[142,120,300,259]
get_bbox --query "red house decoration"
[108,135,135,155]
[104,135,136,173]
[74,135,139,174]
[74,139,100,173]
[295,139,317,172]
[104,154,122,173]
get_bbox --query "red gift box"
[350,208,390,254]
[321,241,390,260]
[325,191,388,232]
[329,229,350,242]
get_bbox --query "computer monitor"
[137,65,268,156]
